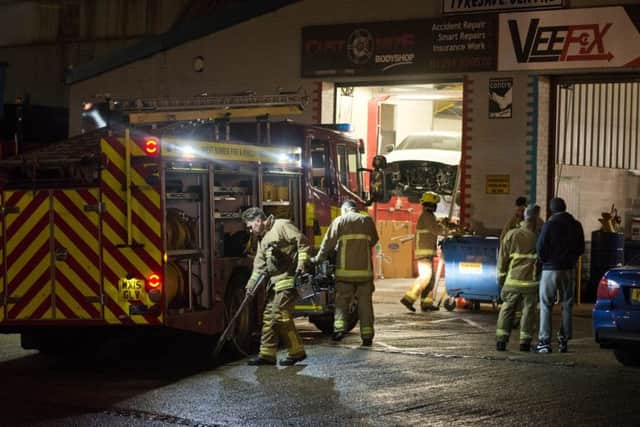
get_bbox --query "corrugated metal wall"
[555,79,640,169]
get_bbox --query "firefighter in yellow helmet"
[242,207,310,366]
[313,200,379,346]
[400,191,446,312]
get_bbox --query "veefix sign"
[498,6,640,70]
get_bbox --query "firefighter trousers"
[404,258,435,305]
[259,287,305,362]
[496,287,538,344]
[334,280,375,340]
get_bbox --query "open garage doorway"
[334,81,463,278]
[551,75,640,302]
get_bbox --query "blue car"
[593,267,640,366]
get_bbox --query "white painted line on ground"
[427,317,463,323]
[463,318,491,331]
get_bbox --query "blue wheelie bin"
[441,235,501,310]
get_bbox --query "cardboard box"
[376,220,414,278]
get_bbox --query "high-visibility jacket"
[415,210,444,258]
[246,217,310,292]
[497,221,539,289]
[315,210,379,282]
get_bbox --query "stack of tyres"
[441,236,501,307]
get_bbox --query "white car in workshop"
[383,131,462,215]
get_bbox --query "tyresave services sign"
[498,6,640,70]
[443,0,564,15]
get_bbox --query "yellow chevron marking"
[55,257,98,299]
[12,256,50,299]
[117,136,145,157]
[55,285,90,319]
[103,305,120,324]
[7,227,48,282]
[101,138,124,168]
[102,215,156,272]
[9,237,50,298]
[103,138,160,209]
[101,225,153,279]
[17,283,52,319]
[53,201,100,285]
[101,196,161,265]
[6,196,48,252]
[102,169,161,236]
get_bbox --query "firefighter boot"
[496,340,507,352]
[362,338,373,347]
[519,342,531,352]
[420,296,439,312]
[279,353,307,366]
[247,356,276,366]
[332,331,346,341]
[400,296,416,312]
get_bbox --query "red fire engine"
[0,93,369,355]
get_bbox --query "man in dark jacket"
[534,197,585,353]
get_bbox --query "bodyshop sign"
[498,6,640,70]
[301,15,497,77]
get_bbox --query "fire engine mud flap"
[221,269,259,356]
[309,299,359,335]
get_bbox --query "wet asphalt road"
[1,279,639,427]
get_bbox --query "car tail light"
[597,276,620,299]
[144,137,159,156]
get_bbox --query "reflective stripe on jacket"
[497,221,539,289]
[316,210,379,282]
[246,217,310,292]
[415,210,444,258]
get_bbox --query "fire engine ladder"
[108,92,309,127]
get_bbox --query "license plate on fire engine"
[119,277,144,301]
[631,288,640,303]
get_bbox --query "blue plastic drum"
[442,236,501,302]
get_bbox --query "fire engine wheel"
[443,297,457,312]
[309,300,359,335]
[223,270,258,357]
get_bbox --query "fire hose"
[212,272,269,359]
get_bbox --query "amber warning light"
[144,137,159,156]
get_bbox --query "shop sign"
[301,15,497,77]
[486,175,510,194]
[443,0,564,15]
[489,78,513,118]
[498,6,640,71]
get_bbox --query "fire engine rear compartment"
[0,122,311,353]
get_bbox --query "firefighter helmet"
[420,191,441,205]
